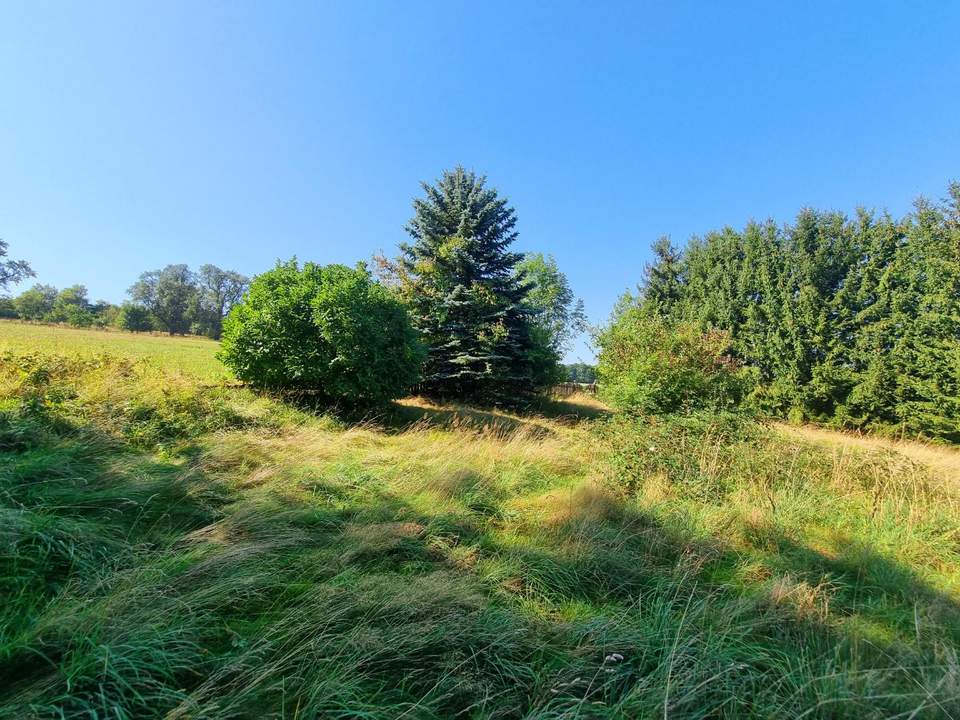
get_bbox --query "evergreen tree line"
[633,182,960,440]
[1,263,248,339]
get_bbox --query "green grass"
[1,324,959,718]
[0,320,226,382]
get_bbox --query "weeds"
[1,338,958,718]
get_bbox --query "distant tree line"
[127,264,248,337]
[1,261,248,339]
[1,282,118,328]
[562,362,596,383]
[605,182,960,441]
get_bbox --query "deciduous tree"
[196,264,249,339]
[128,265,198,335]
[0,239,33,291]
[13,284,57,321]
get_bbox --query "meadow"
[0,320,227,382]
[2,322,959,718]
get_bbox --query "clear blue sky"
[3,1,959,361]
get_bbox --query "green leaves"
[596,311,754,415]
[0,239,34,291]
[626,183,960,441]
[219,261,423,408]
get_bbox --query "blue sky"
[2,1,959,361]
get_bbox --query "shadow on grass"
[373,392,611,437]
[305,468,960,714]
[0,413,238,707]
[262,389,557,439]
[375,398,558,439]
[253,384,611,440]
[759,529,960,645]
[525,393,612,424]
[208,459,960,716]
[5,405,958,718]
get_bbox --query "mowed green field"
[0,320,226,382]
[2,323,959,718]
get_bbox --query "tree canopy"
[129,265,197,335]
[127,264,248,337]
[621,182,960,440]
[13,284,58,321]
[196,265,250,339]
[0,240,33,291]
[516,252,586,354]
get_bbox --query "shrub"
[116,303,155,332]
[0,352,249,449]
[599,411,758,498]
[219,261,423,407]
[61,304,95,327]
[595,309,754,414]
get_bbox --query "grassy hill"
[1,322,958,718]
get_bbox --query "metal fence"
[550,382,598,397]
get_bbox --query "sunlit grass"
[0,320,226,381]
[775,421,960,486]
[1,323,958,718]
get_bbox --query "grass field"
[775,422,960,488]
[1,323,959,718]
[0,320,226,382]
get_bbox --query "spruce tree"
[627,182,960,438]
[398,167,538,400]
[737,220,786,383]
[887,196,960,439]
[783,209,858,418]
[830,210,903,427]
[640,236,684,314]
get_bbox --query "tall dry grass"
[1,339,959,718]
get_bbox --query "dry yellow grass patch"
[774,423,960,485]
[511,478,621,529]
[767,573,834,622]
[638,472,677,504]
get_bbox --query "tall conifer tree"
[640,236,684,315]
[398,167,538,400]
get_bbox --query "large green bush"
[595,309,754,414]
[219,261,423,407]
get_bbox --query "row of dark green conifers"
[597,182,960,441]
